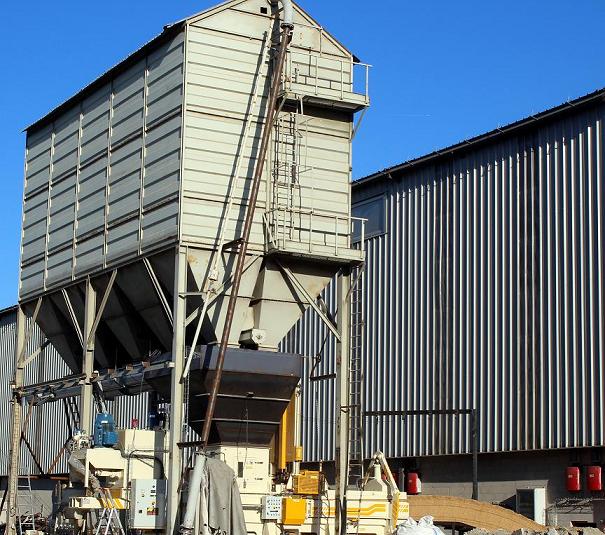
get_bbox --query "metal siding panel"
[141,203,179,250]
[108,137,142,222]
[144,115,181,208]
[106,219,140,263]
[46,247,74,286]
[20,261,46,298]
[112,61,146,145]
[0,309,73,476]
[0,308,155,476]
[75,234,105,275]
[20,32,184,300]
[284,102,605,461]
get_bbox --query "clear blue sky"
[1,0,604,309]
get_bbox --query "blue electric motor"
[93,412,118,447]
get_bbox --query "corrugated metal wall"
[284,101,605,461]
[20,31,185,300]
[0,307,150,476]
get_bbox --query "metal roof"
[354,86,605,189]
[0,305,18,318]
[25,0,359,134]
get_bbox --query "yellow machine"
[207,443,408,535]
[56,397,407,535]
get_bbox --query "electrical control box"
[261,495,282,520]
[282,496,307,525]
[129,479,167,530]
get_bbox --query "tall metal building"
[285,87,605,527]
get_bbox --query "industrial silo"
[8,1,369,532]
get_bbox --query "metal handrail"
[281,48,371,104]
[264,207,366,256]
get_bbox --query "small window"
[260,6,268,14]
[352,195,386,241]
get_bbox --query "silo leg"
[335,268,351,535]
[6,306,26,535]
[81,278,96,435]
[167,247,187,534]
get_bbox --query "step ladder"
[17,474,37,534]
[93,489,125,535]
[347,262,365,488]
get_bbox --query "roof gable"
[26,0,360,133]
[184,0,355,60]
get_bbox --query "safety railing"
[281,48,371,107]
[263,207,366,259]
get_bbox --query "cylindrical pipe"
[181,13,295,535]
[198,23,293,452]
[280,0,294,27]
[181,453,207,534]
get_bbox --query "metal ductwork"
[281,0,293,27]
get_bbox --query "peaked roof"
[26,0,357,134]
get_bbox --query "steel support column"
[167,247,187,534]
[335,268,351,535]
[471,409,479,500]
[81,278,97,434]
[6,306,26,535]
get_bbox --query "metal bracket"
[184,255,261,328]
[17,297,42,368]
[21,340,51,369]
[351,106,367,141]
[62,288,83,347]
[143,258,173,326]
[221,237,244,251]
[86,270,117,347]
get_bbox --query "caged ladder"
[347,262,366,488]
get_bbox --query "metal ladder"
[17,474,37,533]
[64,396,80,430]
[93,489,125,535]
[270,109,313,239]
[347,263,365,487]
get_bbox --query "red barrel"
[566,466,581,492]
[587,466,602,492]
[406,472,422,495]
